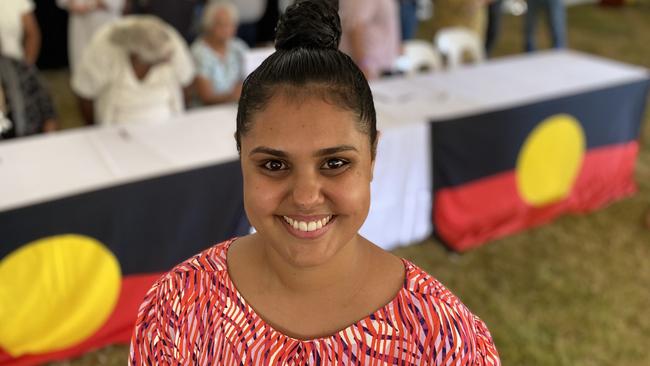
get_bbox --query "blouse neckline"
[220,238,414,344]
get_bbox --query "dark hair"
[235,0,377,157]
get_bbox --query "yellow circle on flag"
[0,235,121,357]
[516,114,586,207]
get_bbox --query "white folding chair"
[394,40,443,76]
[434,27,485,69]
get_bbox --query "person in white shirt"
[72,15,196,126]
[56,0,125,72]
[0,0,41,65]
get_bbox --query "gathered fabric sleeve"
[472,314,501,366]
[129,273,184,366]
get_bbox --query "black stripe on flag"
[432,79,649,190]
[0,161,249,274]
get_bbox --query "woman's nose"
[291,171,324,209]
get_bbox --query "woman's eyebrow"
[249,146,287,157]
[249,145,358,158]
[314,145,358,157]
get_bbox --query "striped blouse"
[129,239,500,365]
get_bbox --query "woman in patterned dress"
[130,1,501,364]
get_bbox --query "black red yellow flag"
[432,79,649,251]
[0,162,247,365]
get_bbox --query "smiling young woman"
[129,1,500,365]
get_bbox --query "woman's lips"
[279,215,336,238]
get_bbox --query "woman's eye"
[262,160,287,171]
[321,158,349,170]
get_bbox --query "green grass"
[45,3,650,365]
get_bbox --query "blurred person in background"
[71,15,196,126]
[398,0,418,40]
[339,0,400,79]
[484,0,502,56]
[125,0,204,43]
[191,1,248,106]
[0,39,58,140]
[524,0,566,52]
[56,0,125,72]
[299,0,425,56]
[0,0,41,65]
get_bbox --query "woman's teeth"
[282,215,332,232]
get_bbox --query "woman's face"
[210,8,236,42]
[240,93,375,268]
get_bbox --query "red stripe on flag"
[0,273,162,366]
[435,141,639,251]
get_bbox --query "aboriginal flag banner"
[0,162,248,365]
[432,79,650,252]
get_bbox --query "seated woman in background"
[191,1,248,106]
[0,42,57,140]
[72,15,196,125]
[130,1,500,364]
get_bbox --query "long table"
[371,50,649,250]
[0,50,648,365]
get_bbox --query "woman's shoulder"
[145,239,233,298]
[401,260,482,325]
[134,240,234,321]
[166,238,233,277]
[400,259,500,363]
[130,239,237,363]
[401,260,466,308]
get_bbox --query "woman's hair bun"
[275,0,341,51]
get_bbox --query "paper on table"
[86,125,172,179]
[126,106,239,169]
[372,75,481,126]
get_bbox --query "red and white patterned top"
[130,239,500,365]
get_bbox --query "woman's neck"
[260,235,371,297]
